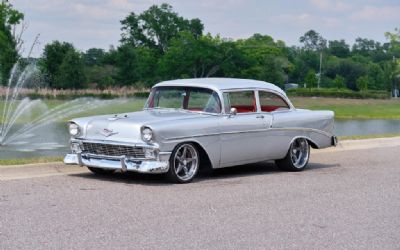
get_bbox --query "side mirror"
[229,107,237,117]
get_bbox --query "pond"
[0,119,399,160]
[334,119,400,136]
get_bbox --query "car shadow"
[69,161,339,186]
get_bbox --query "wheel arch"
[171,140,214,170]
[289,135,319,149]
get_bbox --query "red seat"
[261,106,279,112]
[233,105,255,113]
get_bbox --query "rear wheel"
[167,143,199,183]
[87,167,115,175]
[275,138,310,171]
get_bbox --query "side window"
[259,91,290,112]
[188,91,221,113]
[223,91,256,113]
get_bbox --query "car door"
[219,90,272,167]
[258,90,292,158]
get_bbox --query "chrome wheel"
[172,144,199,182]
[290,138,309,169]
[276,137,310,171]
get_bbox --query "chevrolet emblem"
[100,128,118,137]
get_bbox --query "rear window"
[259,91,290,112]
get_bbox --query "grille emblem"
[100,128,118,137]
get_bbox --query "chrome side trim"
[270,127,333,137]
[164,127,333,141]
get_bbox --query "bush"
[0,87,151,100]
[287,88,391,99]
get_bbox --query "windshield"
[145,86,222,113]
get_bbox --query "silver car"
[64,78,337,183]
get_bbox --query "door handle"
[256,115,264,119]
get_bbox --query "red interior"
[261,105,280,112]
[232,105,256,113]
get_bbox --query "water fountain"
[0,62,127,159]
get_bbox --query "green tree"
[304,69,317,88]
[385,28,400,94]
[85,65,117,88]
[116,44,157,86]
[289,48,319,84]
[84,48,105,66]
[55,49,86,89]
[0,2,24,85]
[328,40,350,58]
[40,41,75,86]
[352,38,380,56]
[40,41,86,88]
[236,34,289,84]
[333,74,345,89]
[158,32,231,78]
[299,30,327,51]
[356,76,370,91]
[120,3,203,53]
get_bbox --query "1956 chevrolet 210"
[64,78,337,183]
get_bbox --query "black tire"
[167,143,200,183]
[275,138,310,171]
[87,167,115,175]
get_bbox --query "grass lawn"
[0,98,147,123]
[0,156,64,166]
[291,97,400,119]
[1,97,400,121]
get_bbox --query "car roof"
[154,78,286,95]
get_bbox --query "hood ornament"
[100,128,118,137]
[108,114,129,121]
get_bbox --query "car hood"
[73,109,206,142]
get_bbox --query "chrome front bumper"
[64,153,170,174]
[63,139,171,174]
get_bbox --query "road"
[1,138,400,250]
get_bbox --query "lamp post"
[318,51,322,89]
[394,56,399,98]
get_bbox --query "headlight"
[68,122,80,137]
[141,127,153,142]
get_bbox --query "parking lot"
[1,139,399,250]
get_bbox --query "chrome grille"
[82,142,145,158]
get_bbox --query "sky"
[10,0,400,57]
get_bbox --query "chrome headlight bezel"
[68,122,81,137]
[141,126,153,142]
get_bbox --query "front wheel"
[275,138,310,171]
[167,143,200,183]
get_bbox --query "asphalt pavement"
[1,138,399,250]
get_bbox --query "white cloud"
[323,17,342,28]
[271,13,314,25]
[309,0,353,11]
[350,5,400,22]
[72,3,114,19]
